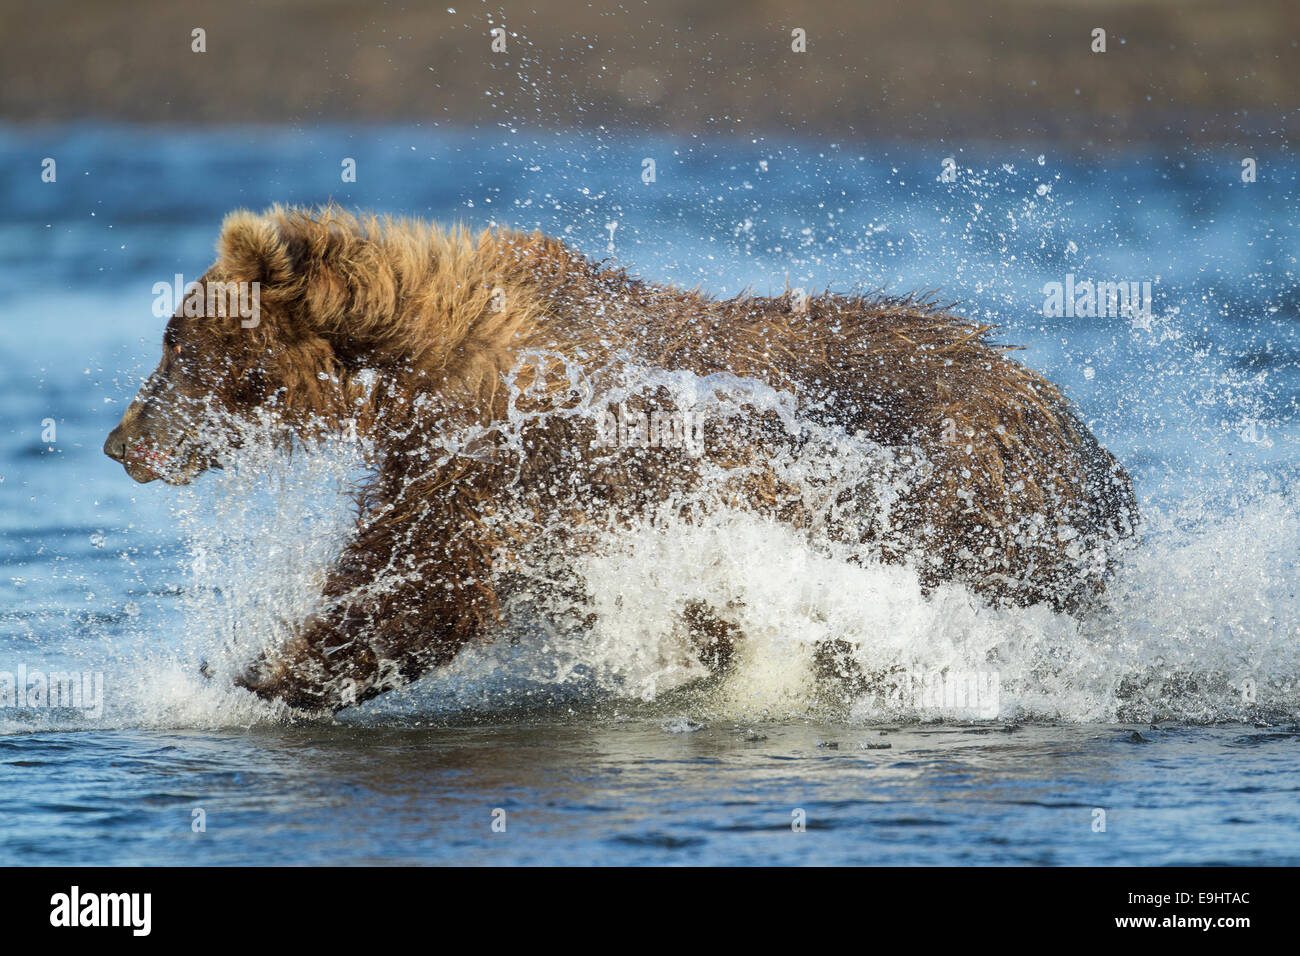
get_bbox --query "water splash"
[58,361,1289,733]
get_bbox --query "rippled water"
[1,125,1297,864]
[6,722,1299,866]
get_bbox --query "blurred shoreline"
[3,0,1296,145]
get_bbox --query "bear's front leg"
[234,482,501,712]
[233,611,388,712]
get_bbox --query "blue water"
[1,124,1298,865]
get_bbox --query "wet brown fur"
[107,205,1138,711]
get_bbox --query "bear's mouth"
[122,459,162,483]
[112,437,167,483]
[114,435,213,485]
[127,442,169,486]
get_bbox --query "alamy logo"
[50,886,151,936]
[0,665,103,718]
[889,670,1001,719]
[152,274,261,328]
[1043,274,1153,321]
[594,404,707,457]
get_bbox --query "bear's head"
[104,207,372,484]
[106,205,549,484]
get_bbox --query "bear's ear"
[217,209,297,287]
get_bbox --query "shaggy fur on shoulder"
[104,204,1138,712]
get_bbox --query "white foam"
[14,369,1295,733]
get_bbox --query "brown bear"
[104,204,1137,712]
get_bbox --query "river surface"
[1,125,1297,864]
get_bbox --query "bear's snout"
[103,419,166,483]
[103,427,128,463]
